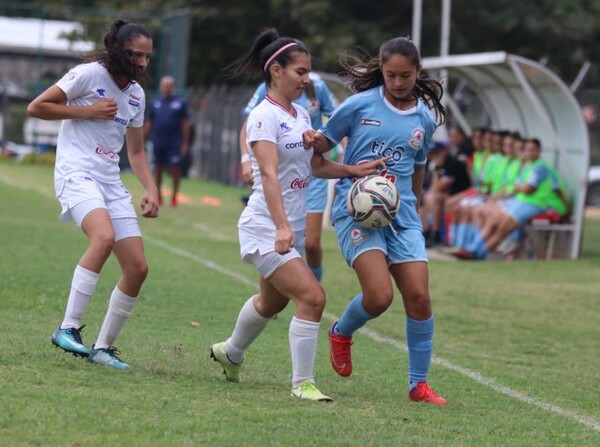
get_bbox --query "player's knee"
[406,291,432,319]
[124,258,149,285]
[300,283,326,314]
[365,290,394,316]
[90,231,115,258]
[304,238,320,255]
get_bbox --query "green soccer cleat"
[210,342,242,382]
[51,325,90,357]
[291,382,333,402]
[86,345,130,370]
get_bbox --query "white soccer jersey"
[54,62,146,185]
[240,96,313,232]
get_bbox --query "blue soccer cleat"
[51,325,90,357]
[86,345,130,370]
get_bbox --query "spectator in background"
[449,125,474,165]
[453,138,569,260]
[27,19,159,369]
[239,71,340,282]
[144,75,190,208]
[420,141,471,247]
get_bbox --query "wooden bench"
[524,210,575,260]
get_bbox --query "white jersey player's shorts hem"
[239,226,306,279]
[56,174,140,239]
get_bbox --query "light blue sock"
[309,265,323,282]
[333,294,375,337]
[448,222,455,246]
[465,224,478,248]
[466,227,488,259]
[454,223,466,247]
[407,316,434,391]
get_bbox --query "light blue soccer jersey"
[320,86,438,230]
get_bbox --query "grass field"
[1,160,599,446]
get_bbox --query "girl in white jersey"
[305,37,449,405]
[210,28,386,402]
[27,19,159,370]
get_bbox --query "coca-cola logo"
[95,146,119,160]
[290,177,310,189]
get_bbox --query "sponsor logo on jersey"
[113,116,128,126]
[96,88,106,97]
[409,128,425,150]
[67,72,76,81]
[361,118,381,126]
[129,99,140,107]
[290,177,310,189]
[349,227,367,246]
[280,122,290,131]
[95,146,119,160]
[285,141,305,149]
[370,140,404,165]
[254,121,263,129]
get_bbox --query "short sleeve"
[55,64,94,100]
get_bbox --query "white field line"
[145,234,600,434]
[3,174,599,433]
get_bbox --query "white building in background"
[0,16,93,86]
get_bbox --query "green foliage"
[1,163,600,446]
[6,0,600,88]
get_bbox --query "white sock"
[226,296,270,364]
[289,316,320,388]
[94,287,136,350]
[61,265,99,329]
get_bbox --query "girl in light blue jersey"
[305,36,449,405]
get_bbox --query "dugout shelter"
[422,52,589,259]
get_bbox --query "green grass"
[1,160,599,446]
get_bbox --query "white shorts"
[239,225,305,279]
[56,174,141,241]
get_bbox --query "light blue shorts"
[501,197,545,225]
[306,177,328,213]
[333,214,428,267]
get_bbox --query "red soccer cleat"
[328,323,353,377]
[451,248,477,260]
[409,382,448,406]
[170,196,178,208]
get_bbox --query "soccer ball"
[346,175,399,228]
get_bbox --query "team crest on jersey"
[280,122,290,131]
[349,227,367,246]
[96,88,106,98]
[360,118,381,126]
[408,128,425,150]
[254,121,263,130]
